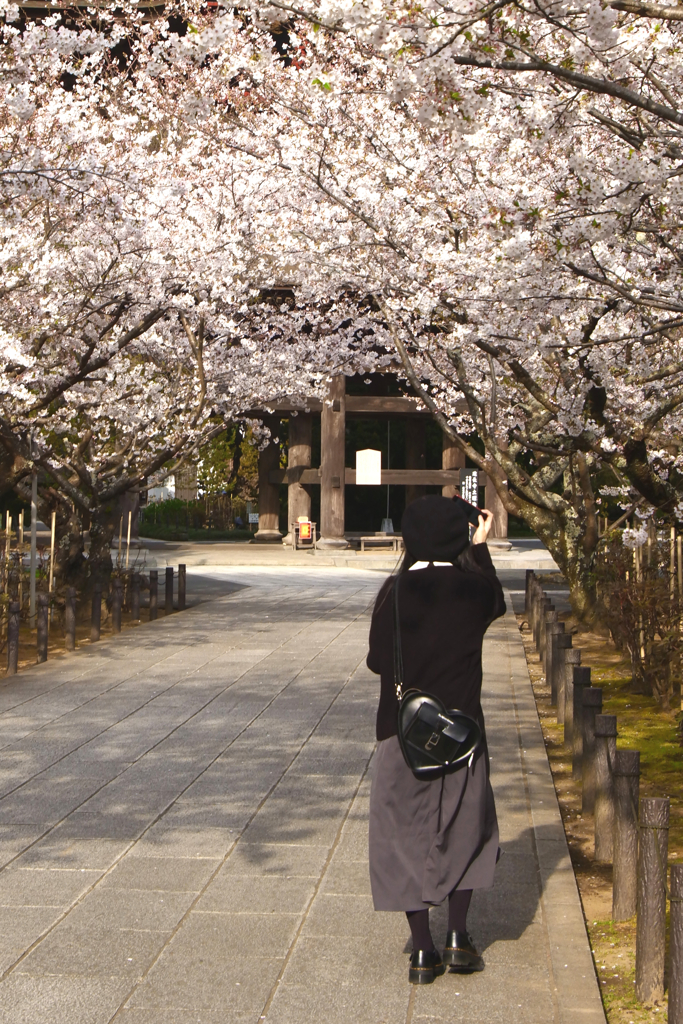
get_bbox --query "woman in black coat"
[367,494,506,985]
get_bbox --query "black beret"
[401,494,471,563]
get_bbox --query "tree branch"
[448,54,683,127]
[30,306,169,413]
[576,454,599,556]
[609,0,683,21]
[179,314,207,428]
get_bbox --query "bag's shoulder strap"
[392,578,404,702]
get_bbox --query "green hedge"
[139,524,254,542]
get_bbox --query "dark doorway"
[344,418,442,533]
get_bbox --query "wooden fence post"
[541,605,557,670]
[65,587,76,651]
[636,796,669,1004]
[545,620,564,702]
[91,582,102,642]
[165,567,174,615]
[539,602,555,663]
[669,863,683,1024]
[528,569,536,622]
[531,578,541,638]
[563,650,582,747]
[7,600,19,675]
[112,579,122,634]
[571,666,592,780]
[534,595,551,652]
[581,687,603,814]
[532,580,544,646]
[149,570,158,621]
[131,573,140,622]
[613,750,640,921]
[36,593,48,664]
[555,634,573,725]
[529,577,538,640]
[594,714,617,862]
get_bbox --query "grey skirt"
[369,735,499,911]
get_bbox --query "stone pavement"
[130,537,560,572]
[0,566,602,1024]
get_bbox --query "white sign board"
[356,449,382,485]
[248,513,260,524]
[459,468,479,507]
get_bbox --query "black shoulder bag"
[393,576,481,778]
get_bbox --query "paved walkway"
[0,566,602,1023]
[131,537,560,572]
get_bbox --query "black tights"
[406,889,473,951]
[448,888,473,932]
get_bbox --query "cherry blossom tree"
[0,1,274,582]
[0,0,381,584]
[213,0,683,618]
[4,0,683,617]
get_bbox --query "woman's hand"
[471,509,494,545]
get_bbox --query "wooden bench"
[359,535,403,554]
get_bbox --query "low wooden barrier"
[4,563,187,673]
[525,570,676,1014]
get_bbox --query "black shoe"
[408,949,445,985]
[443,931,485,972]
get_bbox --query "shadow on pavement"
[405,824,568,954]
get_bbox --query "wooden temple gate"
[252,375,508,547]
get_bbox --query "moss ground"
[518,612,679,1021]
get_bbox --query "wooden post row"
[515,575,679,1016]
[4,563,185,677]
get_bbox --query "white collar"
[408,561,452,570]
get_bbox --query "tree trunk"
[42,497,116,598]
[531,519,598,624]
[87,504,116,589]
[499,493,598,623]
[52,504,87,589]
